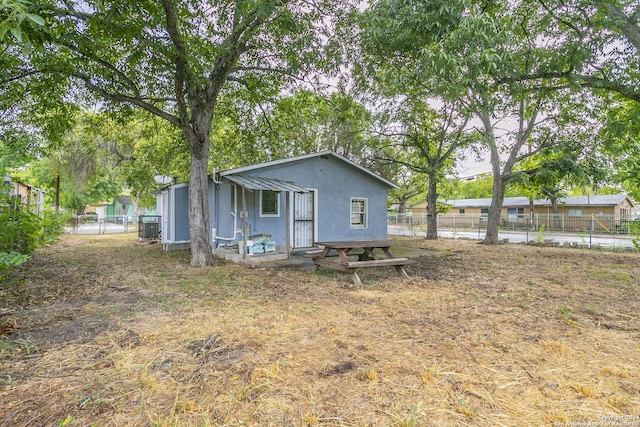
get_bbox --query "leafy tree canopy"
[3,0,356,266]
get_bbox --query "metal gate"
[293,191,314,248]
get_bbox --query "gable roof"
[536,194,634,207]
[414,194,634,209]
[440,197,530,208]
[220,150,398,189]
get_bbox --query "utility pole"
[55,175,60,213]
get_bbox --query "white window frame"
[259,190,280,217]
[568,209,582,217]
[350,197,368,229]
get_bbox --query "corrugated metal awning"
[223,174,308,193]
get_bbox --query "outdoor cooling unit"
[138,216,160,240]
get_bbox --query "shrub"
[0,251,30,271]
[0,200,40,255]
[0,194,66,270]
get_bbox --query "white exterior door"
[293,191,315,248]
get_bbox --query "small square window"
[459,208,466,215]
[260,190,279,216]
[351,198,367,228]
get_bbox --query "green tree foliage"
[357,0,613,243]
[600,98,640,199]
[517,0,639,102]
[513,0,640,197]
[374,98,475,239]
[387,164,428,214]
[5,0,354,266]
[0,0,44,44]
[26,116,121,215]
[85,111,189,206]
[452,175,496,200]
[257,90,377,164]
[207,89,387,179]
[358,0,534,243]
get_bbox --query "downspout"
[212,183,242,244]
[242,186,248,260]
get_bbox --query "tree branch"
[508,71,640,103]
[538,0,585,38]
[161,0,190,127]
[597,1,640,52]
[57,39,141,98]
[71,72,181,127]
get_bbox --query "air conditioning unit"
[140,222,159,239]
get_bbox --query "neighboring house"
[413,194,635,217]
[535,194,635,219]
[1,177,45,215]
[157,151,397,253]
[88,198,155,223]
[103,196,134,223]
[410,194,636,230]
[412,197,531,221]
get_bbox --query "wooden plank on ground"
[344,258,414,268]
[313,258,355,272]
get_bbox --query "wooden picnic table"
[309,240,414,285]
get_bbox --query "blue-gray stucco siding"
[161,153,393,249]
[234,155,390,243]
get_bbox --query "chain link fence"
[67,215,139,234]
[388,212,640,250]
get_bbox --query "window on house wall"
[568,209,582,217]
[351,198,367,228]
[260,190,279,216]
[459,208,465,214]
[480,208,489,217]
[507,207,525,222]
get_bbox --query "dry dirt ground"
[1,234,639,426]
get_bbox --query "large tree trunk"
[185,112,214,267]
[479,101,536,244]
[398,199,407,214]
[484,177,505,244]
[425,173,439,240]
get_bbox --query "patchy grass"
[1,234,639,426]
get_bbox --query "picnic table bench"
[308,240,415,285]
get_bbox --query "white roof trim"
[220,150,398,189]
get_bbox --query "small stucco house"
[156,151,397,253]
